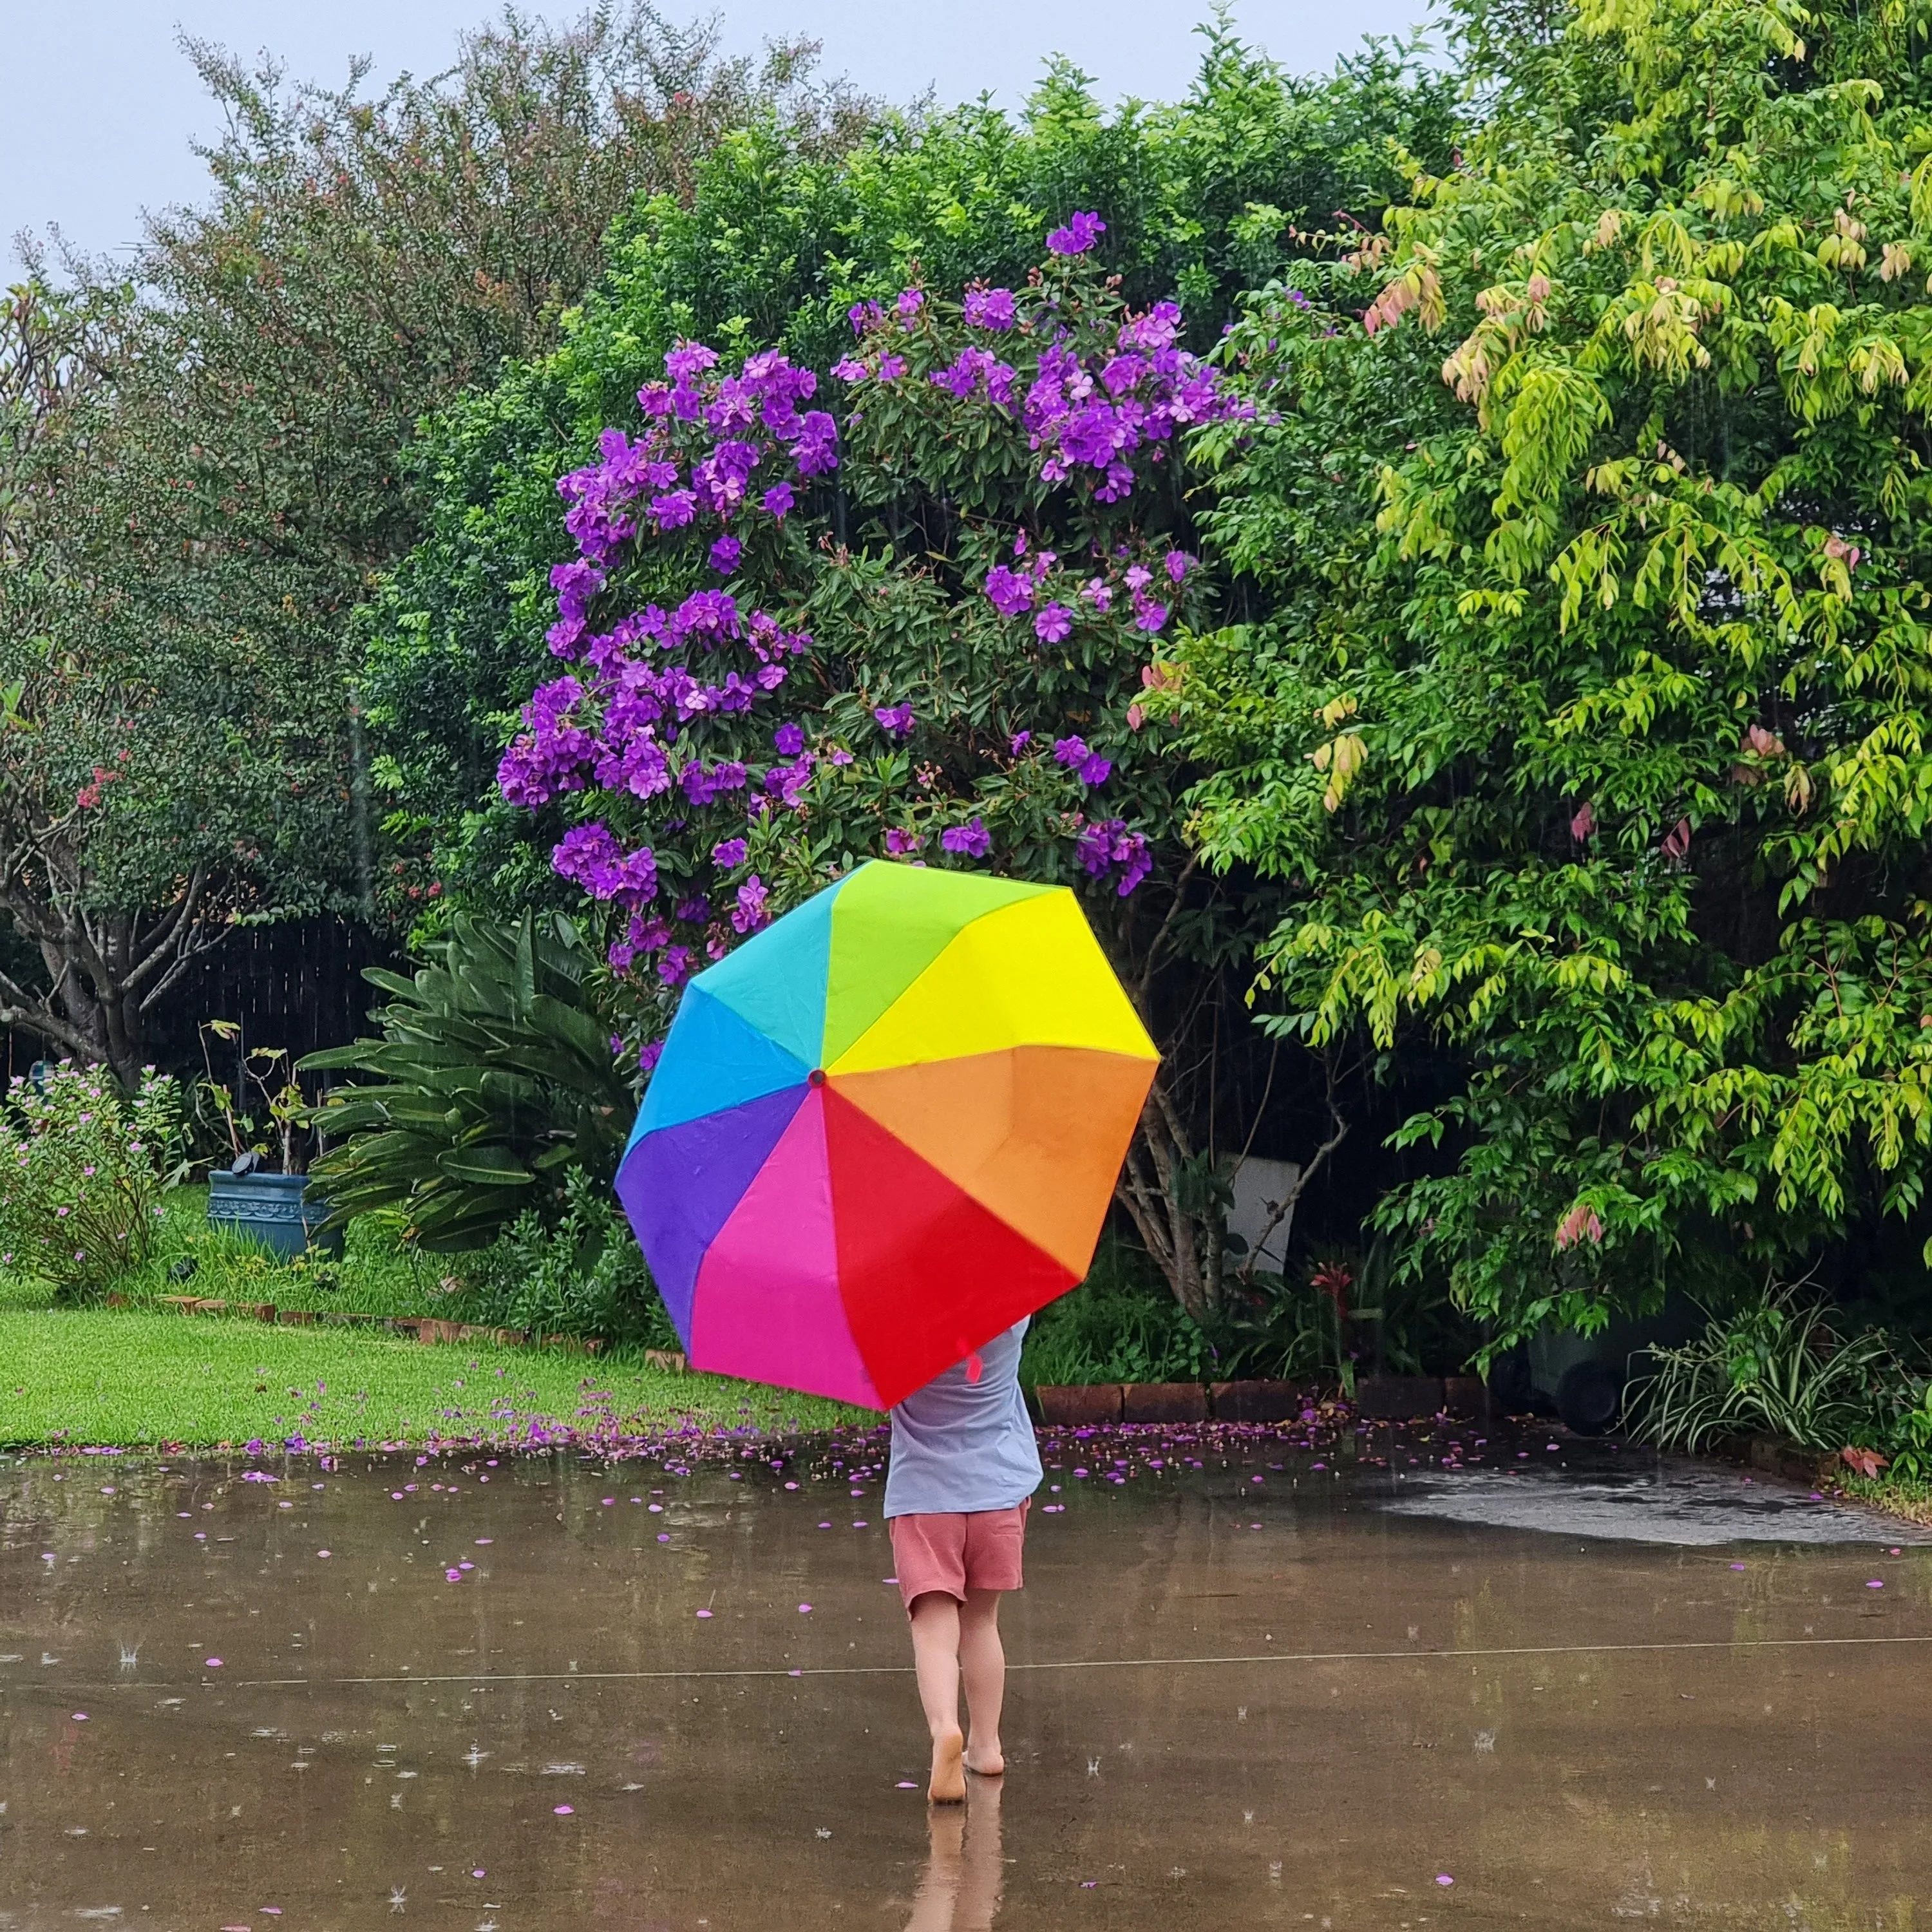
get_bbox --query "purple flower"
[773,721,805,757]
[1046,210,1106,256]
[732,875,770,934]
[1054,734,1112,786]
[790,410,839,477]
[984,565,1035,617]
[609,909,671,969]
[639,1039,664,1074]
[1124,564,1153,592]
[832,356,867,383]
[1076,818,1151,894]
[963,287,1017,331]
[931,346,1018,407]
[763,481,795,519]
[1035,603,1073,643]
[1134,600,1170,633]
[709,535,742,574]
[884,826,924,856]
[711,837,748,867]
[874,703,914,738]
[665,339,720,384]
[1119,301,1182,352]
[1165,549,1191,583]
[897,289,924,320]
[650,489,696,531]
[765,754,815,809]
[876,354,907,382]
[1009,730,1032,754]
[848,300,883,335]
[1083,578,1113,612]
[672,588,741,645]
[940,817,991,857]
[679,759,748,805]
[498,676,596,808]
[551,822,658,906]
[659,946,693,987]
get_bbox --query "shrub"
[301,911,632,1250]
[1215,1241,1481,1386]
[1019,1238,1209,1387]
[432,1167,676,1349]
[0,1061,185,1301]
[1625,1291,1900,1454]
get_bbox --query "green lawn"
[0,1187,861,1449]
[0,1305,859,1448]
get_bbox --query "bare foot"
[928,1727,966,1804]
[964,1739,1004,1777]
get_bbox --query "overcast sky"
[3,0,1437,279]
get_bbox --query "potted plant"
[200,1021,342,1258]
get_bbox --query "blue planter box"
[206,1171,342,1259]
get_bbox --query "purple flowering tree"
[495,215,1269,1320]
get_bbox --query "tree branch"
[1236,1092,1350,1290]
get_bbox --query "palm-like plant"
[299,912,633,1249]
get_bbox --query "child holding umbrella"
[885,1318,1041,1803]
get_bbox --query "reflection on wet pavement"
[3,1428,1930,1929]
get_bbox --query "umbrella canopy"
[616,860,1157,1408]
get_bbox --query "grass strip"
[0,1307,857,1449]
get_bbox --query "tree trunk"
[0,872,218,1090]
[1114,1069,1215,1325]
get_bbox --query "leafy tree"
[1177,0,1932,1341]
[127,6,873,594]
[486,216,1293,1318]
[0,6,867,1082]
[359,27,1459,928]
[0,278,324,1081]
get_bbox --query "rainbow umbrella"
[616,860,1157,1408]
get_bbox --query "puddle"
[3,1435,1929,1927]
[1375,1459,1928,1546]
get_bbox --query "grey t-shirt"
[884,1319,1043,1518]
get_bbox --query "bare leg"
[958,1588,1006,1776]
[909,1591,966,1803]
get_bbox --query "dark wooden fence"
[147,917,401,1076]
[3,918,401,1092]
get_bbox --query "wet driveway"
[3,1426,1929,1929]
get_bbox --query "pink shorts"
[888,1501,1030,1613]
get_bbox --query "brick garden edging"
[1036,1380,1313,1425]
[1035,1374,1493,1426]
